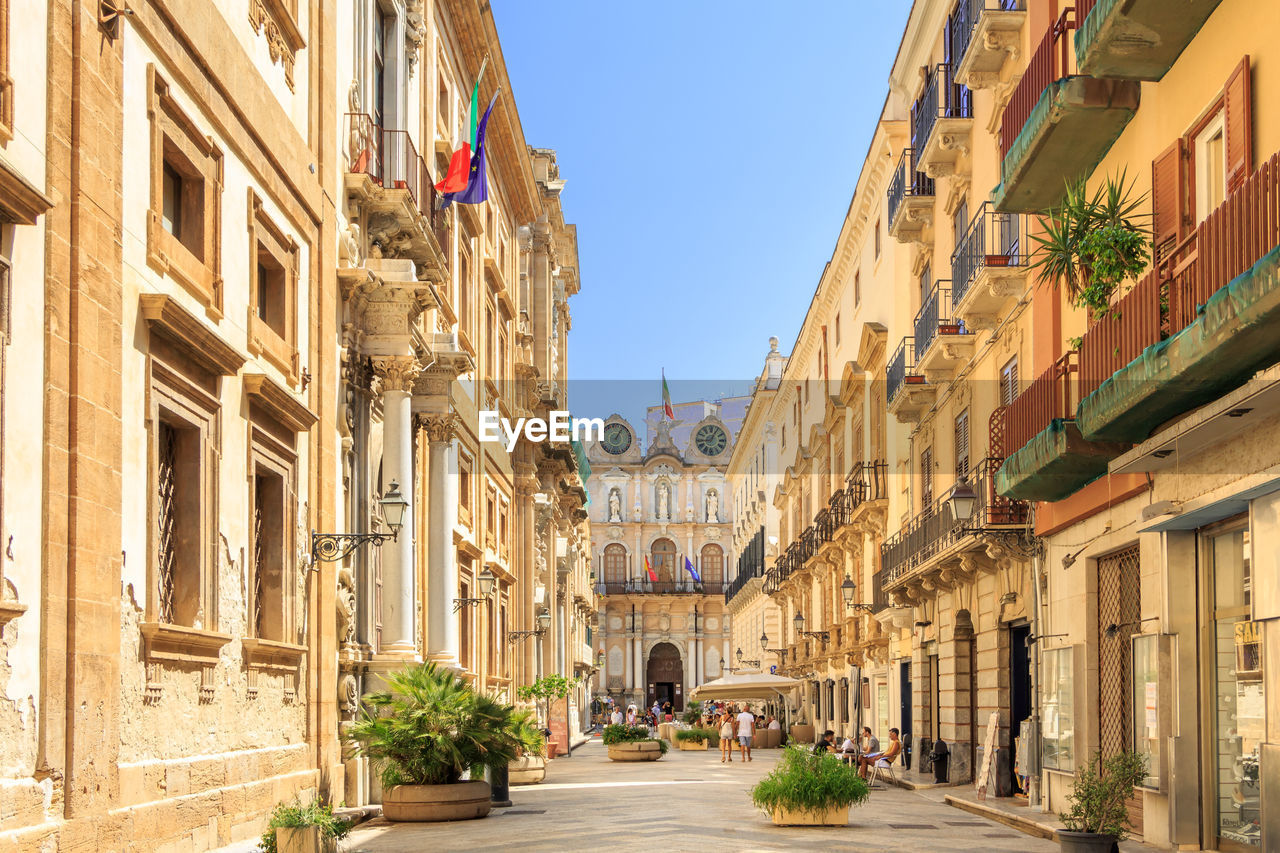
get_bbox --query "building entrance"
[646,642,684,712]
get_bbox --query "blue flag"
[685,557,701,584]
[443,92,498,207]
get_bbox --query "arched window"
[700,543,724,588]
[603,543,627,586]
[651,538,676,582]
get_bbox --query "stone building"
[0,1,592,848]
[588,398,747,711]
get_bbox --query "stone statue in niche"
[608,488,622,523]
[705,489,719,523]
[656,481,670,520]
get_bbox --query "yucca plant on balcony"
[1031,170,1150,327]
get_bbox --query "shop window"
[1041,646,1075,772]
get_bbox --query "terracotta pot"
[545,741,560,759]
[939,323,962,335]
[677,738,708,750]
[1056,830,1119,853]
[770,804,851,826]
[607,741,663,762]
[275,826,337,853]
[382,781,491,822]
[508,755,546,785]
[985,254,1012,267]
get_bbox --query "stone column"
[625,632,633,689]
[373,356,422,654]
[422,413,460,667]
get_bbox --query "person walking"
[735,704,756,762]
[718,711,735,763]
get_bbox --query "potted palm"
[603,724,667,762]
[674,728,718,751]
[751,746,870,826]
[259,798,351,853]
[345,662,522,822]
[1057,751,1147,852]
[507,709,548,785]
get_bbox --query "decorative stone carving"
[608,488,622,522]
[371,355,421,393]
[339,673,359,720]
[247,0,301,91]
[339,222,362,269]
[417,412,458,444]
[337,568,357,647]
[405,0,426,72]
[705,489,719,523]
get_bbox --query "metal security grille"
[253,475,266,637]
[1097,545,1141,757]
[156,422,178,623]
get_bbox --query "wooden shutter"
[920,447,933,512]
[1224,56,1252,192]
[1151,137,1187,258]
[1000,356,1019,407]
[954,409,970,477]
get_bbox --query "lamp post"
[508,610,552,644]
[946,476,978,523]
[311,481,409,564]
[453,568,497,612]
[759,631,787,656]
[735,647,760,668]
[793,612,829,642]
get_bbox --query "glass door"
[1203,519,1263,851]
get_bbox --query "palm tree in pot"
[345,662,523,822]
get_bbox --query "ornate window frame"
[247,190,301,385]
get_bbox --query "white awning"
[689,671,800,701]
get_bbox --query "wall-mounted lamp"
[311,481,409,564]
[946,477,977,523]
[736,647,760,668]
[793,613,829,642]
[508,610,553,644]
[453,568,497,612]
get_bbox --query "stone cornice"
[0,157,53,224]
[140,293,246,376]
[244,373,318,432]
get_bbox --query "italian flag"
[435,58,488,194]
[661,371,674,420]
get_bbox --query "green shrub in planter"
[1059,751,1147,841]
[259,798,351,853]
[751,746,870,818]
[602,723,667,754]
[681,706,703,725]
[674,728,719,745]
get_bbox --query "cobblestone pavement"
[344,739,1073,853]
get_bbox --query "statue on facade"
[608,489,622,523]
[706,490,719,523]
[656,482,670,520]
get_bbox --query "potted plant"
[681,705,703,726]
[517,674,576,758]
[1031,171,1150,325]
[602,723,667,762]
[1057,751,1147,852]
[508,709,548,785]
[751,746,870,826]
[259,798,351,853]
[345,662,522,822]
[674,728,718,751]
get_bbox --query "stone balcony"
[887,148,935,245]
[951,0,1027,90]
[951,203,1029,330]
[1074,0,1224,82]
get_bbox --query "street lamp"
[453,567,497,612]
[311,480,409,564]
[947,477,978,522]
[759,631,786,655]
[841,575,856,607]
[736,647,760,668]
[508,610,552,644]
[793,612,829,642]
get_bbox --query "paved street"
[346,740,1066,853]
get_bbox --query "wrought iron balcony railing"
[887,148,935,229]
[600,581,728,596]
[914,280,962,357]
[345,112,449,249]
[887,337,920,405]
[913,63,973,152]
[951,203,1025,306]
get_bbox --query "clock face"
[695,424,728,456]
[602,423,632,455]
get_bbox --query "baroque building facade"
[0,1,592,849]
[588,399,746,711]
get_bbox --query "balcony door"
[651,538,676,584]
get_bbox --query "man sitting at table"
[812,730,836,755]
[858,727,902,779]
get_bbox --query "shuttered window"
[954,409,970,478]
[920,447,933,513]
[1000,356,1019,407]
[1223,56,1252,193]
[1152,138,1187,258]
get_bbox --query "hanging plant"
[1031,170,1150,321]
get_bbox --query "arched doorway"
[646,641,684,712]
[700,543,723,590]
[651,538,676,583]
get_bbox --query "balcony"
[887,337,934,423]
[914,64,973,180]
[1077,148,1280,445]
[1074,0,1224,82]
[870,568,890,613]
[995,352,1130,501]
[345,113,449,275]
[880,457,1028,592]
[724,565,764,604]
[991,10,1140,214]
[952,203,1029,330]
[951,0,1027,90]
[887,149,935,244]
[914,280,975,382]
[599,581,728,596]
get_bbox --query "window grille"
[157,422,178,623]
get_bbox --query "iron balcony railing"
[887,337,919,405]
[880,456,1028,586]
[913,63,973,154]
[800,526,819,562]
[848,460,889,505]
[952,203,1025,306]
[914,280,961,358]
[887,148,935,230]
[600,581,728,596]
[871,568,890,613]
[949,0,1024,72]
[345,112,449,249]
[724,563,764,603]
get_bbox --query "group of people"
[812,726,902,779]
[708,704,781,763]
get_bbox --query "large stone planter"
[677,738,709,750]
[509,755,546,785]
[382,781,492,822]
[275,826,337,853]
[607,741,663,762]
[1057,830,1119,853]
[770,804,850,826]
[789,724,815,744]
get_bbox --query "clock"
[695,424,728,456]
[602,423,632,455]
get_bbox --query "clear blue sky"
[492,1,911,426]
